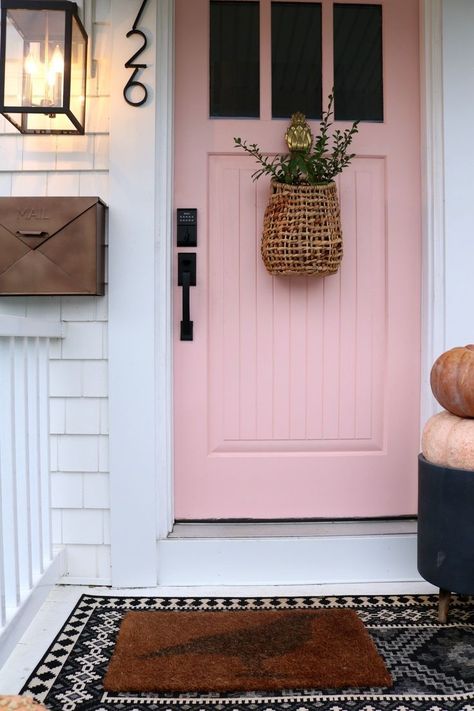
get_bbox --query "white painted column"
[154,0,175,542]
[442,0,474,349]
[109,0,158,586]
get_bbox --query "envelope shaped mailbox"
[0,197,107,295]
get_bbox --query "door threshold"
[169,519,417,539]
[159,520,420,585]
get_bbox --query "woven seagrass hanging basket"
[261,180,343,276]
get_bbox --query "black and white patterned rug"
[20,594,474,711]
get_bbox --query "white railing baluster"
[0,337,21,616]
[13,336,33,599]
[38,336,52,567]
[27,337,42,580]
[0,438,6,629]
[0,316,64,647]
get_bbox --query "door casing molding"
[155,0,175,540]
[109,0,446,587]
[419,0,445,427]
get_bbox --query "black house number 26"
[123,0,150,107]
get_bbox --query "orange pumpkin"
[430,344,474,417]
[0,697,48,710]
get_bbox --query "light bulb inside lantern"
[45,45,64,107]
[23,46,41,106]
[24,52,39,76]
[50,45,64,75]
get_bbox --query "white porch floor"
[0,581,437,694]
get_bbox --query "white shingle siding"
[57,435,100,472]
[50,399,67,434]
[65,399,101,435]
[50,362,83,397]
[61,322,105,360]
[0,0,112,583]
[82,361,108,397]
[62,510,105,545]
[84,473,110,508]
[51,473,84,508]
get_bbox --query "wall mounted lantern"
[0,1,87,134]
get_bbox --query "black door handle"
[181,270,192,341]
[178,253,196,341]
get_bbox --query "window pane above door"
[334,3,383,122]
[271,2,322,119]
[210,0,260,118]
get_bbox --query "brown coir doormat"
[104,608,392,693]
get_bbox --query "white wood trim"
[419,0,446,429]
[59,576,112,586]
[51,581,438,596]
[157,534,423,587]
[170,519,417,539]
[0,316,65,340]
[441,0,474,348]
[108,0,159,587]
[155,0,175,540]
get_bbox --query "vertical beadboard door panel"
[174,0,421,520]
[207,155,386,453]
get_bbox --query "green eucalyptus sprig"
[234,93,359,185]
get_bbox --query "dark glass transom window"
[271,2,322,119]
[210,1,260,118]
[334,4,383,121]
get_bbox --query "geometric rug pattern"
[20,594,474,711]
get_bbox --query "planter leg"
[438,588,451,623]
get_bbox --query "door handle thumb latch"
[178,253,196,341]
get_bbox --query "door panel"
[174,0,421,520]
[208,156,385,452]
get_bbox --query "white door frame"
[109,0,445,587]
[419,0,446,427]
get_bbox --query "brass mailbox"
[0,197,106,295]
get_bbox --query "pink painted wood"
[174,0,421,519]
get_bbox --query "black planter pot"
[418,454,474,620]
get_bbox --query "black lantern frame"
[0,0,88,134]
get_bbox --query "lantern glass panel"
[5,9,66,109]
[69,14,86,129]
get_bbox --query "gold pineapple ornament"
[263,111,342,276]
[284,112,313,153]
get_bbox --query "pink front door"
[174,0,421,520]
